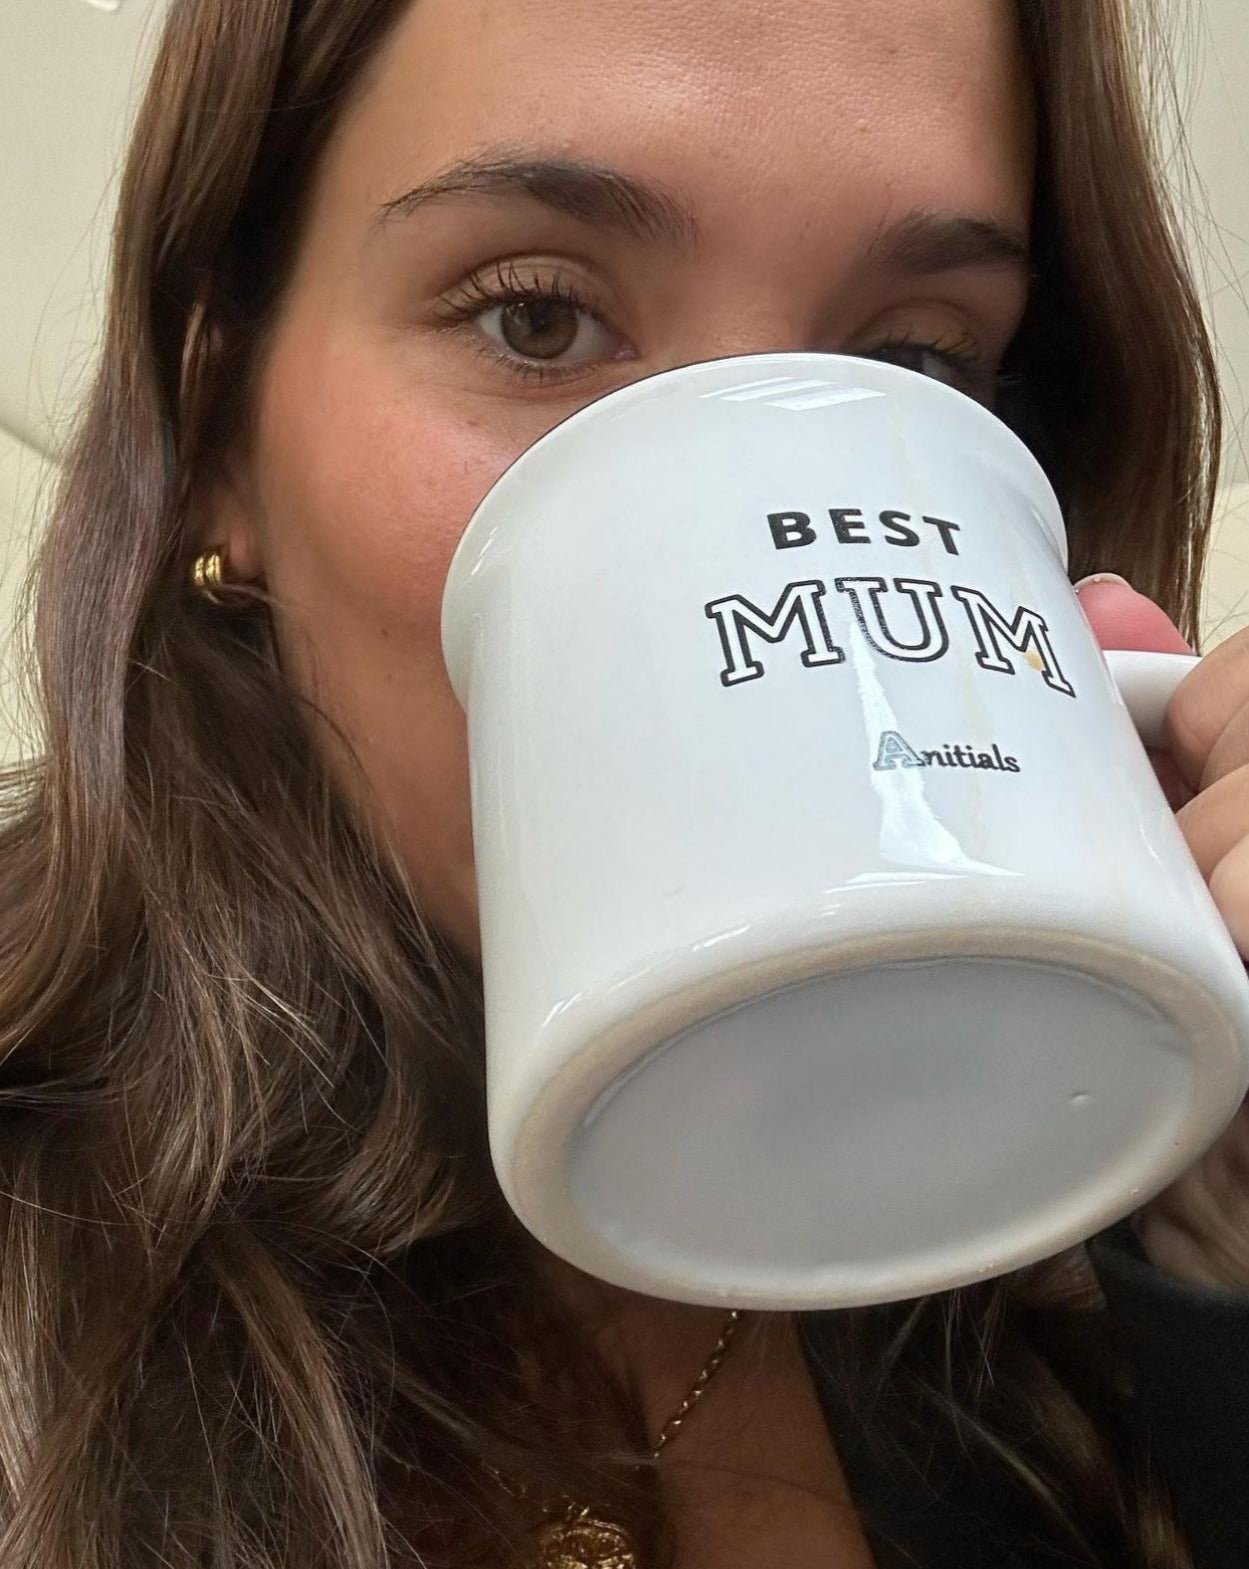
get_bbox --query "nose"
[659,337,827,379]
[654,301,838,376]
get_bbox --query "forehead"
[318,0,1034,255]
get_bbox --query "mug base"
[564,955,1195,1306]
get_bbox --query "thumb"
[1073,573,1193,655]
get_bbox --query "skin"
[206,0,1036,966]
[202,0,1248,1554]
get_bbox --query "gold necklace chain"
[484,1306,745,1569]
[647,1306,743,1460]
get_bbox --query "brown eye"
[443,264,623,379]
[497,298,580,360]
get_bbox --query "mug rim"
[444,348,1067,584]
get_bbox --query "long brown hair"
[0,1,1219,1564]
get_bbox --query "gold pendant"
[529,1507,640,1569]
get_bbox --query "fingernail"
[1073,572,1133,591]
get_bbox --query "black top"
[796,1219,1249,1567]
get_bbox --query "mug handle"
[1103,648,1201,750]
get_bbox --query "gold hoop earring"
[191,547,229,605]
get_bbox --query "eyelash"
[870,325,994,399]
[435,258,995,393]
[434,260,603,384]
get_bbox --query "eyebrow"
[373,151,699,248]
[865,208,1031,275]
[372,151,1031,276]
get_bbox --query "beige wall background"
[1,1,1249,760]
[0,426,52,763]
[1206,485,1249,644]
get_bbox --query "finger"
[1075,576,1194,655]
[1168,631,1249,789]
[1201,702,1249,791]
[1209,832,1249,957]
[1175,763,1249,879]
[1072,577,1221,790]
[1148,746,1196,812]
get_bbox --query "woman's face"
[210,0,1036,969]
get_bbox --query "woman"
[0,0,1246,1565]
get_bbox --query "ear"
[192,450,265,585]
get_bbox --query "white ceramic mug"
[440,352,1249,1310]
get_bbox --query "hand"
[1076,574,1249,1291]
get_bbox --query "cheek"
[248,341,531,958]
[269,387,519,641]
